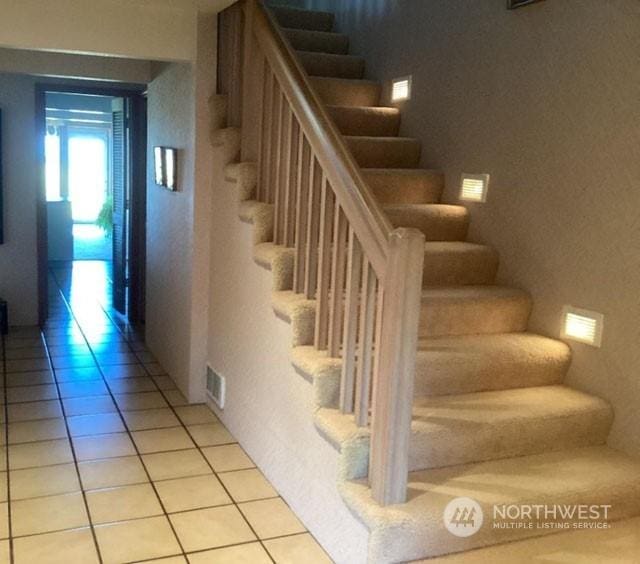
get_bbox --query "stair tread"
[283,28,349,55]
[414,332,571,396]
[421,284,526,301]
[341,446,640,560]
[412,385,610,424]
[270,6,335,32]
[384,204,469,241]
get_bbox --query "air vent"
[460,173,490,203]
[561,306,604,348]
[206,365,226,408]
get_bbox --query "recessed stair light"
[561,306,604,347]
[391,76,412,102]
[460,173,490,203]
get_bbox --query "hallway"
[0,262,330,563]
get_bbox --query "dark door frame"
[35,83,147,325]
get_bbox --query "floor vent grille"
[206,365,226,409]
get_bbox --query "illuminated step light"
[391,76,412,102]
[561,306,604,347]
[460,173,490,203]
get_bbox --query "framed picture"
[508,0,544,8]
[153,146,178,191]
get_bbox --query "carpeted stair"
[214,4,640,562]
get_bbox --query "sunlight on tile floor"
[0,261,333,563]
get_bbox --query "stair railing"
[235,0,425,505]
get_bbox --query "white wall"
[0,74,40,325]
[305,0,640,456]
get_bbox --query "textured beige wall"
[145,63,196,397]
[304,0,640,455]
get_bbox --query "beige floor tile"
[73,432,136,461]
[122,407,180,431]
[144,362,166,376]
[108,376,157,394]
[264,533,332,564]
[142,449,211,481]
[8,400,63,422]
[6,371,54,387]
[13,527,100,564]
[95,515,182,564]
[163,390,189,406]
[67,412,125,437]
[101,363,147,379]
[239,498,306,539]
[62,395,117,416]
[202,444,255,473]
[58,380,109,399]
[187,423,234,447]
[145,558,186,564]
[132,427,194,454]
[9,438,74,470]
[78,455,148,490]
[11,463,80,500]
[6,358,50,372]
[87,482,163,524]
[218,468,278,503]
[152,375,177,391]
[0,450,5,473]
[0,539,8,564]
[12,492,89,537]
[0,474,5,503]
[0,504,8,540]
[170,505,256,552]
[8,418,67,444]
[174,404,218,425]
[115,391,168,411]
[155,474,231,513]
[7,384,59,404]
[188,543,272,564]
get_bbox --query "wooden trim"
[369,228,425,505]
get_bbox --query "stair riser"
[298,51,365,79]
[284,28,349,54]
[311,77,381,107]
[386,208,469,242]
[363,170,444,205]
[419,295,531,337]
[346,137,422,168]
[415,344,571,396]
[328,106,401,137]
[271,7,334,32]
[408,408,613,472]
[422,247,499,286]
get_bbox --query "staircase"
[213,3,640,562]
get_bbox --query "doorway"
[37,86,147,324]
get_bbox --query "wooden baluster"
[354,259,377,427]
[369,228,425,506]
[328,205,347,357]
[294,136,310,293]
[284,113,299,248]
[304,161,322,299]
[314,179,334,350]
[259,65,273,203]
[273,90,286,242]
[339,228,362,413]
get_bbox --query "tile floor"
[0,261,332,563]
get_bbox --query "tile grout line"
[1,329,15,564]
[47,267,190,561]
[40,310,105,564]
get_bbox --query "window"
[45,130,62,201]
[68,133,109,223]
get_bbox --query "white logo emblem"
[443,497,484,537]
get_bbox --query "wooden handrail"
[248,0,393,277]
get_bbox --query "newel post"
[369,228,425,506]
